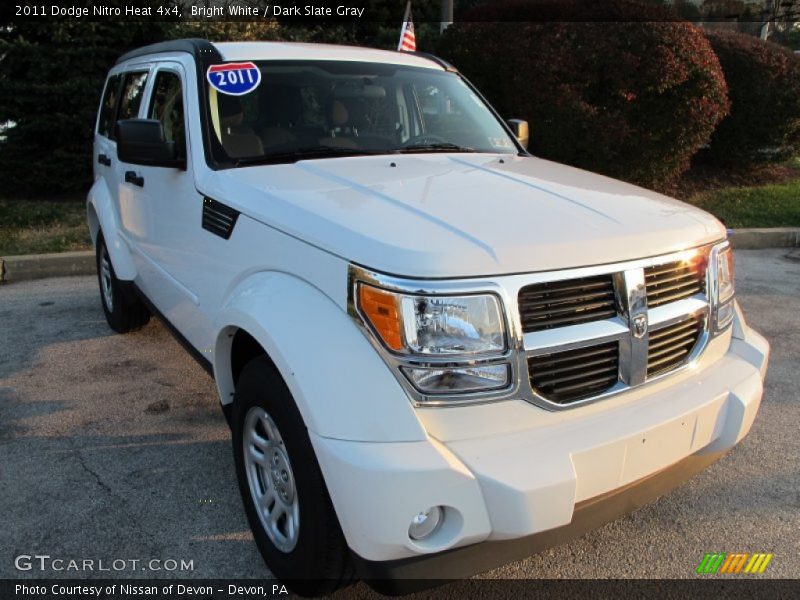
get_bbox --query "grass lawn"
[679,157,800,228]
[685,178,800,229]
[0,199,91,256]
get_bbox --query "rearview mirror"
[115,119,185,169]
[333,83,386,99]
[507,119,529,150]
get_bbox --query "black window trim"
[97,73,123,140]
[146,64,189,162]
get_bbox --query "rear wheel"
[95,234,150,333]
[232,356,354,596]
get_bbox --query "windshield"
[205,60,518,166]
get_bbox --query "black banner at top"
[7,0,798,23]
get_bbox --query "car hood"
[200,154,726,278]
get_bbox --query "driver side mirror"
[507,119,529,151]
[116,119,185,169]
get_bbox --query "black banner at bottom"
[4,579,799,600]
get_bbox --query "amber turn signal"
[358,285,403,351]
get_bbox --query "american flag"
[398,1,416,52]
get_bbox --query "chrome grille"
[647,315,705,377]
[518,275,617,332]
[523,246,713,407]
[528,342,619,404]
[644,258,706,307]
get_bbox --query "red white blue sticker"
[207,62,261,96]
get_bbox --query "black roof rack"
[407,51,459,73]
[115,39,221,65]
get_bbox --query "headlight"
[712,243,735,331]
[357,283,510,395]
[358,284,506,356]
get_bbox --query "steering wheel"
[402,134,447,147]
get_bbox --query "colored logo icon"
[696,552,773,574]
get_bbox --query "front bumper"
[355,449,728,592]
[310,308,769,577]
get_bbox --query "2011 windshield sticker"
[207,63,261,96]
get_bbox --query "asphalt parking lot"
[0,249,798,591]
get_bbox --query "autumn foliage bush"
[437,0,731,189]
[702,30,800,166]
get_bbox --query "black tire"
[95,233,150,333]
[232,356,355,596]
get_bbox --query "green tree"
[787,25,800,50]
[0,19,171,197]
[702,30,800,165]
[437,0,731,189]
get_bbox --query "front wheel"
[232,356,354,596]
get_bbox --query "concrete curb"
[1,228,798,282]
[728,228,800,250]
[0,251,95,283]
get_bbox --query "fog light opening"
[408,506,443,541]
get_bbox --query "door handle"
[98,153,112,166]
[124,171,144,187]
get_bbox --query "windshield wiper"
[232,146,383,167]
[396,142,476,154]
[230,142,477,166]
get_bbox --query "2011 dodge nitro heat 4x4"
[87,40,769,594]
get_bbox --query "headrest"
[330,100,349,127]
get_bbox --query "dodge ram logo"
[632,314,648,338]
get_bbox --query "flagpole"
[398,1,412,51]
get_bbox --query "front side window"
[97,74,121,138]
[148,70,186,158]
[205,60,518,165]
[118,71,149,122]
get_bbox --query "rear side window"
[148,70,186,158]
[118,71,149,122]
[97,74,121,138]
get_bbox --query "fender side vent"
[202,197,239,240]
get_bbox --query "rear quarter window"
[117,71,149,122]
[97,74,122,138]
[148,70,186,158]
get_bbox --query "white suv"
[88,40,769,594]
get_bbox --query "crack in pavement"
[74,448,113,496]
[66,441,164,554]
